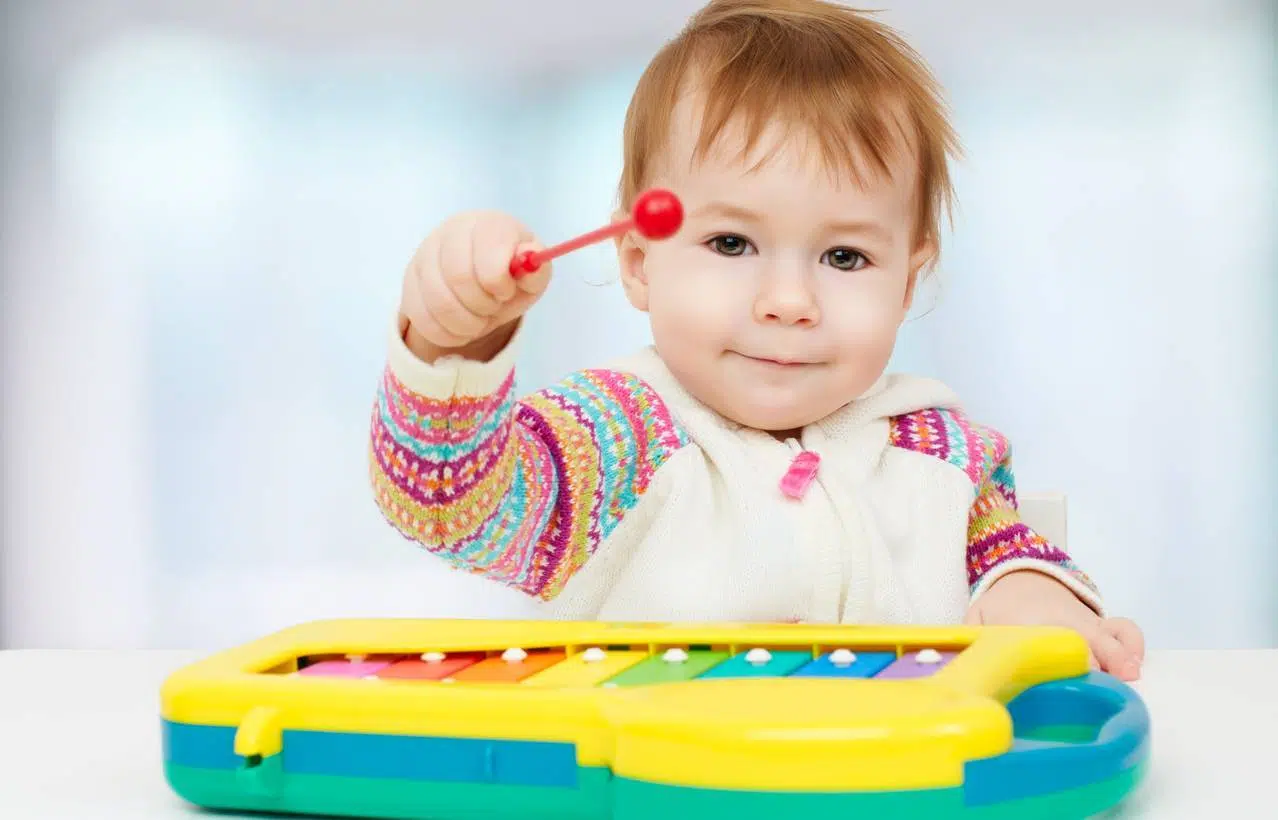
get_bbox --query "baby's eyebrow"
[690,201,763,223]
[822,219,893,243]
[692,201,894,243]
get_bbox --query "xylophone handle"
[963,671,1151,806]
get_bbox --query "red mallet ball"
[509,188,685,277]
[631,188,684,240]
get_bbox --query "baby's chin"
[659,350,866,433]
[707,391,850,434]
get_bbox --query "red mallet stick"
[509,188,683,277]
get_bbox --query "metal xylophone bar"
[291,644,960,684]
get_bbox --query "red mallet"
[509,188,684,277]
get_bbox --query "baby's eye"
[823,247,868,271]
[706,234,754,257]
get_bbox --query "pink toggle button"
[780,450,820,499]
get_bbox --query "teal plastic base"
[614,764,1146,819]
[165,761,1146,820]
[165,762,613,819]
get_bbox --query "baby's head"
[615,0,959,434]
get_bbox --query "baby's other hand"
[964,570,1145,681]
[400,211,551,363]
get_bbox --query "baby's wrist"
[400,314,518,365]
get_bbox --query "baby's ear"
[615,215,650,312]
[904,235,937,313]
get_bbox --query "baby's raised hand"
[964,570,1144,681]
[400,211,551,363]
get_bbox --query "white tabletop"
[0,648,1274,819]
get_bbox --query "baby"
[371,0,1144,680]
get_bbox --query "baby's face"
[619,97,932,434]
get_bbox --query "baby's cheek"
[835,299,905,355]
[652,297,720,348]
[653,278,738,341]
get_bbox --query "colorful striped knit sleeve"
[889,408,1102,613]
[369,325,689,600]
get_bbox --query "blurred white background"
[1,0,1274,650]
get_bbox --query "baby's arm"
[962,429,1102,612]
[893,407,1140,676]
[958,421,1146,678]
[369,322,686,599]
[966,467,1102,608]
[890,407,1102,611]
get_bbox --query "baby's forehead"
[660,90,923,200]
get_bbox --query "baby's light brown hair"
[619,0,959,257]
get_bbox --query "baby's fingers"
[1105,617,1145,662]
[1090,628,1141,682]
[401,257,470,348]
[419,249,490,340]
[470,215,531,305]
[509,241,553,297]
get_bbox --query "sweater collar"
[613,347,960,495]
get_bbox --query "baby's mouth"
[735,352,818,368]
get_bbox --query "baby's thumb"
[511,241,553,296]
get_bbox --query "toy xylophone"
[160,619,1150,819]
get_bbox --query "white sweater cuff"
[386,315,521,400]
[970,557,1105,617]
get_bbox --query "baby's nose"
[754,272,820,326]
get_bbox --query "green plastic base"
[164,761,1145,820]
